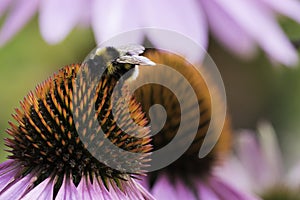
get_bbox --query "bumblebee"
[85,44,155,81]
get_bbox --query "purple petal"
[256,122,284,188]
[77,0,92,26]
[208,176,261,200]
[143,0,208,62]
[93,177,116,199]
[175,179,197,200]
[0,173,34,200]
[259,0,300,23]
[0,162,19,192]
[0,0,12,17]
[213,156,254,194]
[0,0,39,46]
[287,160,300,188]
[0,159,14,172]
[22,177,55,200]
[39,0,84,44]
[197,182,219,200]
[77,176,94,200]
[200,0,256,58]
[211,0,298,66]
[110,179,138,200]
[56,175,79,200]
[78,175,155,200]
[215,124,284,194]
[151,174,178,199]
[137,175,150,191]
[124,178,155,200]
[235,130,271,189]
[91,0,144,45]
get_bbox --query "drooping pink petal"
[208,176,261,200]
[94,177,116,199]
[235,131,272,190]
[77,175,154,200]
[137,175,150,191]
[0,160,19,192]
[110,180,132,200]
[93,178,114,199]
[0,0,39,46]
[151,174,178,199]
[215,126,284,193]
[213,156,254,194]
[77,176,95,200]
[22,177,55,200]
[39,0,84,44]
[56,175,79,200]
[91,0,144,45]
[212,0,298,66]
[0,0,12,17]
[200,0,256,58]
[197,181,220,200]
[0,159,14,171]
[143,0,208,62]
[259,0,300,23]
[287,160,300,188]
[256,122,284,188]
[125,178,155,200]
[0,173,34,200]
[175,179,197,200]
[77,0,92,26]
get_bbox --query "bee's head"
[85,44,155,81]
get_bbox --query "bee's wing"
[117,44,145,56]
[116,55,155,66]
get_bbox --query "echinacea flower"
[214,122,300,199]
[0,46,156,199]
[1,0,300,65]
[129,50,261,199]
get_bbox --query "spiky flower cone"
[0,46,155,200]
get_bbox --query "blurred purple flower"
[0,159,154,200]
[139,172,260,200]
[1,0,300,65]
[214,122,300,196]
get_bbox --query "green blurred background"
[0,17,300,172]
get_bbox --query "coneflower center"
[6,62,151,196]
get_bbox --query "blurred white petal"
[200,0,256,58]
[197,182,219,200]
[257,122,284,186]
[151,174,178,199]
[286,160,300,188]
[143,0,208,62]
[236,130,273,190]
[214,156,255,193]
[91,0,143,45]
[0,0,12,17]
[0,0,39,45]
[39,0,84,44]
[209,177,261,200]
[211,0,298,66]
[175,180,197,200]
[260,0,300,23]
